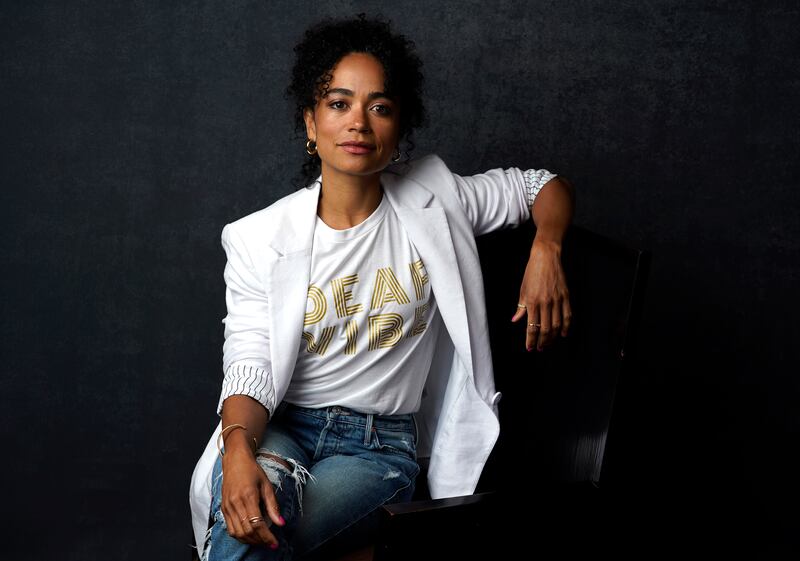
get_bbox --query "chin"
[335,159,385,176]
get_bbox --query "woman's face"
[304,52,401,182]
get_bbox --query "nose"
[348,104,371,133]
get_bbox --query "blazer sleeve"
[215,223,276,418]
[450,166,557,237]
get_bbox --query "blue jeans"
[202,402,421,560]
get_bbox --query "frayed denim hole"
[255,456,288,491]
[255,450,316,517]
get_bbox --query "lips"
[339,142,375,155]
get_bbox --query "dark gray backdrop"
[2,1,797,559]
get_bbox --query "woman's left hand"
[510,238,572,351]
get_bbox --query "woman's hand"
[510,238,572,351]
[220,448,284,549]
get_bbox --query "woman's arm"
[218,395,285,548]
[530,176,575,245]
[215,223,285,547]
[511,177,575,351]
[443,156,575,351]
[217,224,277,417]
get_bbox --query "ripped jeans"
[202,401,421,560]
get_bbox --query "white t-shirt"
[283,189,443,415]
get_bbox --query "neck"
[316,165,383,230]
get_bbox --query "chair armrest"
[379,491,495,517]
[373,493,496,560]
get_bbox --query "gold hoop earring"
[391,147,401,162]
[306,139,317,156]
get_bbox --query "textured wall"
[1,1,797,559]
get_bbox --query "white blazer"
[190,153,538,553]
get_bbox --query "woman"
[190,13,574,561]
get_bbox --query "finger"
[239,479,279,547]
[239,492,275,547]
[549,299,562,347]
[537,300,552,351]
[222,500,249,543]
[561,297,572,337]
[261,478,285,529]
[526,305,540,351]
[249,511,278,549]
[232,495,263,545]
[511,302,527,322]
[231,501,257,545]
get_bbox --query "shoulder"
[386,153,475,219]
[387,153,451,184]
[229,186,307,228]
[221,180,320,260]
[384,152,461,203]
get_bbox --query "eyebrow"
[324,87,392,100]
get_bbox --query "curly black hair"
[285,12,428,189]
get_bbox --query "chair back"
[476,222,651,489]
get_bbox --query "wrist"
[222,442,256,459]
[217,423,258,458]
[221,445,258,470]
[224,429,257,452]
[531,236,562,255]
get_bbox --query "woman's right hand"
[220,448,284,548]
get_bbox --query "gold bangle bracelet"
[217,423,258,457]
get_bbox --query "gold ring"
[528,322,541,328]
[517,304,526,309]
[248,516,265,525]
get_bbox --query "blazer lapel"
[382,172,474,376]
[267,180,321,390]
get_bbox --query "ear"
[303,107,316,140]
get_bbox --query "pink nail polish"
[279,515,286,526]
[270,542,279,550]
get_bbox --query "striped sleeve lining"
[522,168,557,210]
[216,363,276,418]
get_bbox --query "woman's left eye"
[329,101,391,114]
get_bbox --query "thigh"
[291,434,420,556]
[256,417,312,469]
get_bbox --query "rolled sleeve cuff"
[216,362,276,418]
[522,168,557,210]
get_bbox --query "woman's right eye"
[330,100,346,109]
